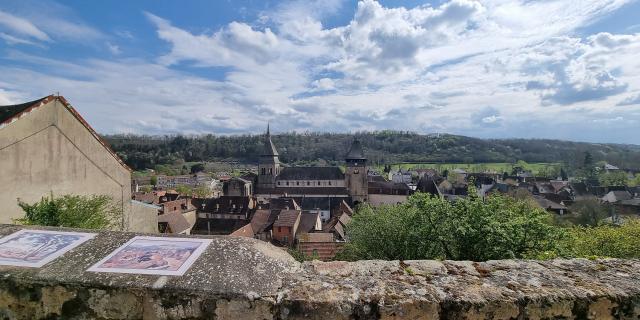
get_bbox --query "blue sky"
[0,0,639,144]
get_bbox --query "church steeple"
[257,124,280,189]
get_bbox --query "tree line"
[103,131,640,171]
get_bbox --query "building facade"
[0,96,156,232]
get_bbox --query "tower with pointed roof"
[257,124,281,189]
[345,139,368,204]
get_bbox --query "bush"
[16,193,123,230]
[560,219,640,259]
[338,191,564,261]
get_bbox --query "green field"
[373,162,562,176]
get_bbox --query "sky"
[0,0,639,144]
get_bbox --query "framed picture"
[87,236,211,276]
[0,229,96,268]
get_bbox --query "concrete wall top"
[0,224,639,319]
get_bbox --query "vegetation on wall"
[15,194,123,230]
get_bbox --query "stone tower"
[257,124,280,189]
[345,139,368,205]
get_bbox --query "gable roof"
[250,209,279,233]
[273,210,301,227]
[297,212,320,233]
[0,95,131,171]
[157,212,192,234]
[278,166,344,180]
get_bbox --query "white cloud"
[0,9,50,42]
[2,0,640,143]
[106,42,122,55]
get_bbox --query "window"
[261,168,266,175]
[286,182,289,186]
[278,227,282,232]
[296,181,299,186]
[278,181,281,185]
[307,181,310,186]
[283,236,288,243]
[328,181,332,186]
[269,168,273,174]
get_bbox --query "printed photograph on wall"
[0,229,96,267]
[87,236,211,276]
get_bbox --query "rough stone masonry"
[0,224,638,319]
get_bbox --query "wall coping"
[0,224,639,319]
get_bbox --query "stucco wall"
[0,100,152,232]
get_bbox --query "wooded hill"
[103,131,640,171]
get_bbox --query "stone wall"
[0,224,639,319]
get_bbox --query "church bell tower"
[345,139,368,205]
[257,124,280,189]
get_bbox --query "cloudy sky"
[0,0,639,143]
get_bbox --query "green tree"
[16,194,123,229]
[598,171,628,187]
[560,220,640,259]
[190,163,205,174]
[175,185,192,195]
[570,199,608,227]
[338,191,563,261]
[150,175,158,186]
[193,186,211,198]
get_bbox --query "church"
[253,126,369,206]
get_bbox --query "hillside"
[103,131,640,171]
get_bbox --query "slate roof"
[261,125,279,157]
[255,186,349,196]
[193,196,252,215]
[0,97,48,124]
[345,139,366,160]
[278,166,344,180]
[191,218,249,235]
[273,210,301,227]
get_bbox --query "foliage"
[175,185,192,195]
[104,132,640,171]
[559,220,640,259]
[598,171,629,187]
[337,191,564,261]
[569,199,610,227]
[193,186,211,198]
[16,194,123,229]
[150,175,158,186]
[287,248,320,262]
[190,163,205,174]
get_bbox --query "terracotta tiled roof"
[273,210,300,227]
[158,212,192,234]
